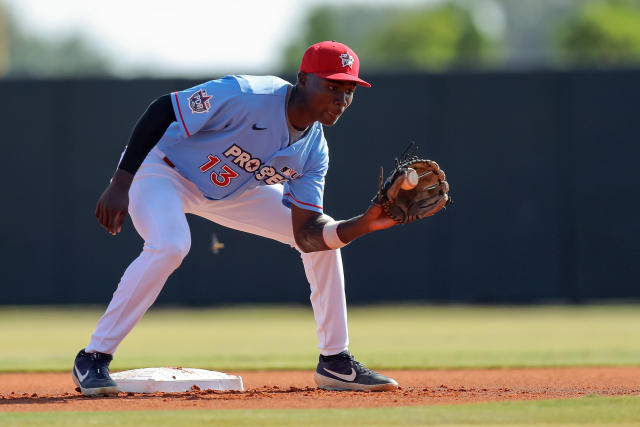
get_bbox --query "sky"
[3,0,430,77]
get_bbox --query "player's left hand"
[373,146,451,224]
[360,203,398,231]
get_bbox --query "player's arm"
[96,94,176,235]
[117,94,176,174]
[291,204,397,253]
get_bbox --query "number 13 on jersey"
[199,154,239,187]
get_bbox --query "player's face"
[303,74,357,126]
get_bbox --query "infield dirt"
[1,367,639,412]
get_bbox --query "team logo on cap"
[188,89,212,114]
[340,52,354,69]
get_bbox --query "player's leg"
[300,249,349,356]
[193,185,397,390]
[299,234,397,391]
[192,185,349,355]
[74,150,195,396]
[86,152,195,354]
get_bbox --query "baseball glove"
[373,144,451,223]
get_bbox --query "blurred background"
[1,0,638,305]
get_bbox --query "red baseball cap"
[299,41,371,88]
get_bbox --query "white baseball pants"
[86,148,349,356]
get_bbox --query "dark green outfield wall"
[1,70,638,304]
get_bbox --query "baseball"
[401,168,419,190]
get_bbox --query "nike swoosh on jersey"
[323,367,357,382]
[74,365,89,382]
[252,123,267,130]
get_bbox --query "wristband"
[322,220,347,249]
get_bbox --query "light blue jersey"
[156,75,328,213]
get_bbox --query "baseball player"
[72,41,402,396]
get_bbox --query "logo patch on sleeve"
[188,89,213,114]
[280,166,301,179]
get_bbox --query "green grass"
[1,396,639,426]
[0,305,639,372]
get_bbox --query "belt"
[163,156,176,168]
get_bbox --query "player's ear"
[297,72,308,87]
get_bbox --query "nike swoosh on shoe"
[323,367,357,382]
[74,365,89,382]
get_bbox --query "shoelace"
[88,353,111,378]
[342,353,367,373]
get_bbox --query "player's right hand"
[95,169,134,235]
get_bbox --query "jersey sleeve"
[170,76,241,137]
[282,142,329,214]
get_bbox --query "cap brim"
[316,72,372,88]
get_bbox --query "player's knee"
[157,238,191,265]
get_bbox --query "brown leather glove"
[373,150,452,224]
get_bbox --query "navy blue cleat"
[314,351,398,391]
[72,349,119,396]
